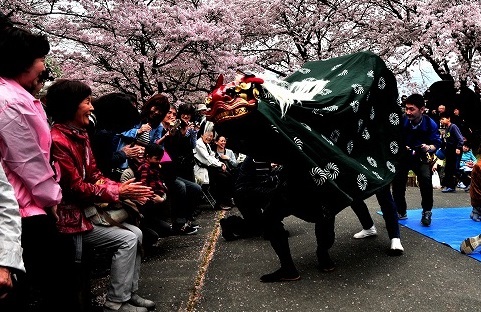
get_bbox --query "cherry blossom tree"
[241,0,480,92]
[3,0,255,103]
[3,0,481,101]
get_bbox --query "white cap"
[196,104,208,111]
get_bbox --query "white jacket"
[193,138,223,184]
[0,164,24,272]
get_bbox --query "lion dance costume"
[204,51,402,281]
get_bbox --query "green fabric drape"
[218,51,401,221]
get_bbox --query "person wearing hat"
[391,93,442,226]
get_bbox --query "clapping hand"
[123,145,144,159]
[119,178,154,204]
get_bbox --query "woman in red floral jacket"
[46,79,156,312]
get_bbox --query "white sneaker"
[353,225,377,239]
[388,238,404,256]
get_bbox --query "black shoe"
[260,267,300,283]
[173,223,198,235]
[398,212,408,220]
[421,211,432,226]
[219,218,239,241]
[317,250,336,272]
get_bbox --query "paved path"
[138,186,481,311]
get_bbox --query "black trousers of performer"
[262,189,335,271]
[350,186,400,239]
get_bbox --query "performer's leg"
[375,186,404,256]
[376,186,400,239]
[260,200,300,282]
[351,199,375,230]
[392,164,409,217]
[315,216,336,272]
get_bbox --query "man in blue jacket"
[391,94,442,226]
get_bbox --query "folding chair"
[194,163,216,209]
[200,183,216,209]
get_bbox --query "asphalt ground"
[137,186,481,312]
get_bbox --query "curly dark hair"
[45,79,92,123]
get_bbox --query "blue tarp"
[378,207,481,262]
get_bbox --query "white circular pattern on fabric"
[378,77,386,89]
[367,156,377,167]
[319,89,332,96]
[372,171,383,180]
[362,128,370,140]
[312,108,324,116]
[367,70,374,78]
[350,100,360,113]
[389,113,400,125]
[357,173,368,190]
[352,84,364,94]
[338,70,348,76]
[310,167,328,186]
[347,140,353,154]
[293,137,303,150]
[325,162,339,180]
[389,141,399,154]
[270,125,279,133]
[370,106,375,120]
[330,129,340,143]
[323,105,339,112]
[298,68,310,74]
[387,161,396,173]
[358,119,363,133]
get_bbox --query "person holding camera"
[391,94,441,226]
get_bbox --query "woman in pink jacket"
[0,16,63,311]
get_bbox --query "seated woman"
[214,134,239,176]
[194,126,235,210]
[46,79,156,312]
